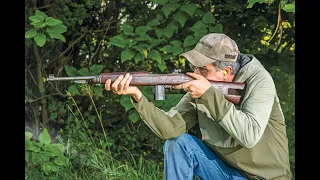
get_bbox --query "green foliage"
[247,0,295,13]
[25,10,67,47]
[108,1,224,72]
[25,129,69,175]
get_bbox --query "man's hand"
[105,73,142,102]
[172,72,211,99]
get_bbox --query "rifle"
[46,71,245,104]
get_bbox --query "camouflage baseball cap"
[180,33,240,67]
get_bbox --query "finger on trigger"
[186,72,202,80]
[171,84,181,89]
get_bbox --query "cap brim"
[180,49,217,67]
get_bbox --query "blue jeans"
[163,133,247,180]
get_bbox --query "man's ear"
[224,66,233,75]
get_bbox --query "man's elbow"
[243,141,257,148]
[162,132,185,140]
[242,137,261,148]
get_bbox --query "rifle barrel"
[46,74,97,81]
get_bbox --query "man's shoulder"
[245,55,271,75]
[236,54,273,83]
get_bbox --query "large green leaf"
[135,26,151,35]
[180,3,198,16]
[64,65,79,76]
[93,86,104,97]
[281,0,288,8]
[34,22,47,29]
[147,19,160,27]
[77,68,89,76]
[43,144,65,156]
[132,44,147,54]
[174,10,189,27]
[163,28,174,39]
[247,0,263,8]
[90,64,104,74]
[46,24,67,34]
[35,10,48,20]
[134,52,144,63]
[202,12,215,24]
[283,4,295,12]
[148,39,164,50]
[190,21,208,32]
[168,22,178,33]
[123,24,135,35]
[170,40,182,46]
[162,54,172,61]
[39,128,51,145]
[108,35,127,48]
[25,29,37,38]
[157,60,167,72]
[156,28,164,39]
[128,110,141,123]
[135,34,152,43]
[25,141,41,152]
[162,3,180,18]
[209,24,223,33]
[121,48,136,62]
[163,22,178,39]
[120,95,134,112]
[29,15,44,23]
[194,29,208,37]
[34,33,46,47]
[159,45,173,53]
[25,132,33,141]
[47,32,66,42]
[68,84,80,95]
[183,35,198,47]
[126,38,137,47]
[172,46,183,56]
[156,14,164,21]
[149,50,162,63]
[45,17,63,26]
[194,9,205,17]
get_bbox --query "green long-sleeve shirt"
[131,55,292,180]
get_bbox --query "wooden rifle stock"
[47,71,246,104]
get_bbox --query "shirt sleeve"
[200,75,275,148]
[131,93,198,140]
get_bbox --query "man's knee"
[163,133,193,153]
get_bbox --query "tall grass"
[25,84,163,180]
[25,150,163,180]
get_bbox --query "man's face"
[190,63,225,81]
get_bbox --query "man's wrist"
[131,91,142,103]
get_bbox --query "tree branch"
[25,93,66,103]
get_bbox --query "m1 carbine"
[46,71,245,104]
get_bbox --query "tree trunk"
[33,43,49,129]
[31,104,40,136]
